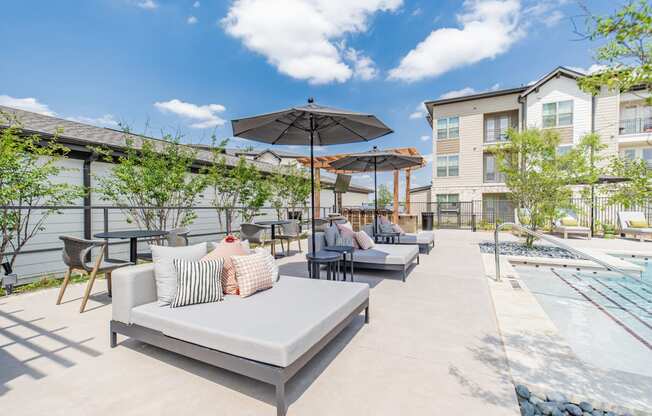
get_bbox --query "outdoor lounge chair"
[57,235,131,313]
[618,211,652,242]
[110,264,369,416]
[553,210,591,239]
[276,220,302,254]
[362,223,434,254]
[310,231,419,281]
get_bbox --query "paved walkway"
[0,230,519,416]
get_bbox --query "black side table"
[324,245,355,282]
[375,232,400,244]
[306,251,341,281]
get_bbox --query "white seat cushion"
[130,276,368,367]
[555,226,590,232]
[399,231,434,245]
[352,244,418,265]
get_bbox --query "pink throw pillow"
[337,221,353,230]
[392,224,405,235]
[379,215,390,225]
[355,230,375,250]
[203,237,248,295]
[232,252,274,298]
[337,224,360,248]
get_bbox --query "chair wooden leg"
[56,267,72,305]
[79,269,98,313]
[297,237,302,252]
[106,271,112,297]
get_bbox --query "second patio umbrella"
[329,146,423,235]
[231,98,393,253]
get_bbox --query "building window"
[485,114,514,143]
[644,149,652,166]
[557,145,572,156]
[436,194,459,203]
[542,100,573,128]
[483,153,505,183]
[623,149,636,160]
[436,116,459,140]
[436,154,459,177]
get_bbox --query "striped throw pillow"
[171,258,224,308]
[232,252,274,298]
[355,230,375,250]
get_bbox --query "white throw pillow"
[152,242,207,306]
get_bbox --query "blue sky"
[0,0,614,192]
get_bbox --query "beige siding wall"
[431,92,520,195]
[594,89,620,164]
[436,139,460,154]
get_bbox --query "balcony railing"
[484,130,510,143]
[619,117,652,135]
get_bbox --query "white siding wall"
[525,76,592,144]
[8,159,370,281]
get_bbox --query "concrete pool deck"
[0,230,520,416]
[483,233,652,415]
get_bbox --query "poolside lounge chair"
[362,223,434,254]
[310,231,419,281]
[110,264,370,416]
[618,211,652,242]
[553,210,591,239]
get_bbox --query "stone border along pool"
[515,383,637,416]
[479,242,583,260]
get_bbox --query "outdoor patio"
[0,229,522,416]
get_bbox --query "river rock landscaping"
[515,385,634,416]
[479,242,583,260]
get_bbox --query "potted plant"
[601,222,616,239]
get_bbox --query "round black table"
[306,251,341,281]
[375,232,400,244]
[256,220,291,257]
[94,230,168,263]
[324,245,355,282]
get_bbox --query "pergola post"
[314,167,321,218]
[405,168,411,214]
[393,170,399,224]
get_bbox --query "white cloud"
[524,1,564,28]
[438,83,500,99]
[67,114,119,128]
[187,15,198,24]
[411,7,422,16]
[193,1,200,7]
[343,47,378,80]
[0,95,56,116]
[221,0,402,84]
[136,0,158,10]
[388,0,523,82]
[154,99,227,129]
[566,64,606,75]
[420,135,430,141]
[409,102,427,120]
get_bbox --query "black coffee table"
[306,251,341,281]
[94,230,168,263]
[324,245,355,282]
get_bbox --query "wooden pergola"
[297,147,425,223]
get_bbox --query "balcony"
[484,110,518,144]
[619,117,652,135]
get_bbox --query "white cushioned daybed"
[310,231,419,281]
[110,263,369,416]
[362,223,434,254]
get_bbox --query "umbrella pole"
[374,157,378,236]
[310,114,316,255]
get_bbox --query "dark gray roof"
[520,66,585,98]
[0,105,373,193]
[425,86,527,109]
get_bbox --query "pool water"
[517,259,652,377]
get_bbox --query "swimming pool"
[516,258,652,377]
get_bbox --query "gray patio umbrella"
[231,98,393,254]
[329,146,423,235]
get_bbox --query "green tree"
[94,133,206,231]
[376,184,393,208]
[286,164,311,216]
[268,166,289,220]
[0,121,85,268]
[577,0,652,103]
[237,160,271,223]
[606,156,652,208]
[494,129,577,246]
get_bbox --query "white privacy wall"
[525,76,593,144]
[8,159,369,281]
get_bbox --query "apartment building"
[421,66,651,215]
